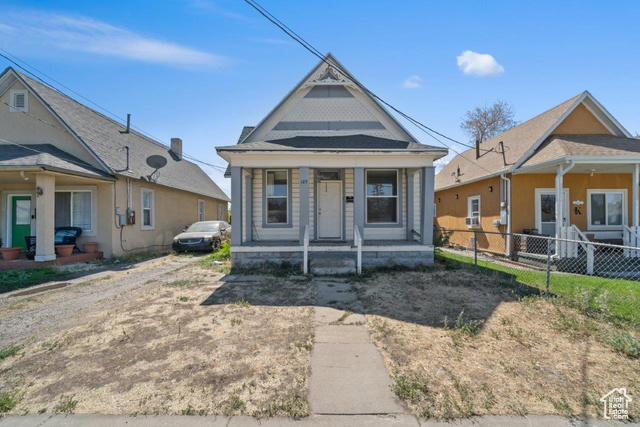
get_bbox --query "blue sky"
[1,0,639,196]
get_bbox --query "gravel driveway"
[0,254,202,348]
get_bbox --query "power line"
[243,0,497,174]
[0,48,229,174]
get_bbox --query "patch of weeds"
[253,393,309,419]
[163,279,199,288]
[200,242,231,266]
[504,326,529,346]
[181,404,198,415]
[329,311,353,325]
[499,361,518,376]
[0,267,70,294]
[53,394,78,414]
[293,341,313,352]
[445,311,483,346]
[229,299,251,308]
[230,317,243,326]
[393,374,430,403]
[41,339,63,352]
[0,345,20,361]
[481,383,496,410]
[372,319,391,337]
[178,296,189,302]
[451,377,474,416]
[605,331,640,358]
[549,397,573,415]
[507,402,527,416]
[552,308,597,339]
[0,392,17,412]
[221,394,245,415]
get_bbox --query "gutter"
[500,173,511,257]
[552,160,575,259]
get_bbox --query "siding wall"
[345,168,354,239]
[412,172,421,241]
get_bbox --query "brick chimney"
[171,138,182,160]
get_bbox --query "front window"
[589,190,624,228]
[266,170,288,224]
[198,199,205,222]
[366,170,398,223]
[141,188,155,230]
[55,190,93,232]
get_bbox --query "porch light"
[35,186,44,197]
[455,194,458,199]
[489,186,493,192]
[437,197,441,203]
[590,169,595,177]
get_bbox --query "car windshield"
[186,223,220,233]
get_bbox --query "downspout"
[553,160,575,258]
[500,173,511,257]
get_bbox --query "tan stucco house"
[0,67,229,260]
[435,91,639,255]
[217,54,447,271]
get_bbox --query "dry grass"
[0,265,314,418]
[352,269,639,420]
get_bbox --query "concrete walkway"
[0,414,630,426]
[309,278,405,415]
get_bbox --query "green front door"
[11,196,32,250]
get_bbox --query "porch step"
[310,257,356,276]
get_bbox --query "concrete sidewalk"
[308,278,405,415]
[0,414,630,426]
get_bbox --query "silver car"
[172,221,231,252]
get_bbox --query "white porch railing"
[559,225,594,275]
[623,225,640,258]
[354,226,362,275]
[303,225,309,275]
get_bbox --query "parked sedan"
[172,221,231,252]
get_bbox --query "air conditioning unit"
[465,216,480,228]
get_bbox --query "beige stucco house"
[0,67,229,260]
[217,54,447,272]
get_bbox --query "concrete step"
[310,257,356,276]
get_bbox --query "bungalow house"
[434,91,639,257]
[217,54,447,271]
[0,67,229,261]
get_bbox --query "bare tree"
[460,100,517,143]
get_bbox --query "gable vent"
[14,93,25,109]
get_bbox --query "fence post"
[474,230,478,269]
[545,237,552,298]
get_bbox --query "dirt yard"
[352,268,640,420]
[0,264,315,417]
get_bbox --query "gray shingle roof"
[521,134,640,168]
[436,93,582,190]
[224,126,255,177]
[8,68,229,201]
[0,144,112,178]
[219,134,441,151]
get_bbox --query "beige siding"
[345,168,354,239]
[363,170,407,240]
[252,168,300,241]
[413,172,421,241]
[309,169,315,239]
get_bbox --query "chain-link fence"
[435,228,639,325]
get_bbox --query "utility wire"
[243,0,498,174]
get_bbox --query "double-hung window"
[141,188,155,230]
[266,170,288,224]
[55,188,95,235]
[467,195,481,227]
[366,169,398,224]
[588,190,625,228]
[198,199,205,221]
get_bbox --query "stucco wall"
[553,103,611,135]
[0,80,104,170]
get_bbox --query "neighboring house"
[435,91,639,255]
[0,67,229,260]
[217,54,447,268]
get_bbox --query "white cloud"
[456,50,504,76]
[185,0,246,20]
[248,37,292,45]
[0,12,225,68]
[402,75,423,89]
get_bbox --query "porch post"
[633,164,639,228]
[230,167,242,246]
[354,167,365,240]
[35,173,56,261]
[245,172,252,244]
[299,167,309,244]
[420,166,435,246]
[407,170,414,241]
[555,164,563,240]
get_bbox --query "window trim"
[197,199,205,222]
[262,169,292,228]
[364,168,403,228]
[587,189,627,230]
[467,195,481,228]
[140,187,155,230]
[54,186,97,236]
[218,203,225,221]
[9,89,28,113]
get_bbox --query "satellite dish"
[146,155,167,169]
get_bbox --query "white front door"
[317,181,342,239]
[535,189,570,237]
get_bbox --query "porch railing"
[623,225,640,258]
[354,226,362,275]
[303,225,309,275]
[558,225,594,275]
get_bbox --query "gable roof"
[1,67,229,201]
[521,134,640,168]
[0,144,113,179]
[435,91,632,191]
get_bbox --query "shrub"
[605,331,640,358]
